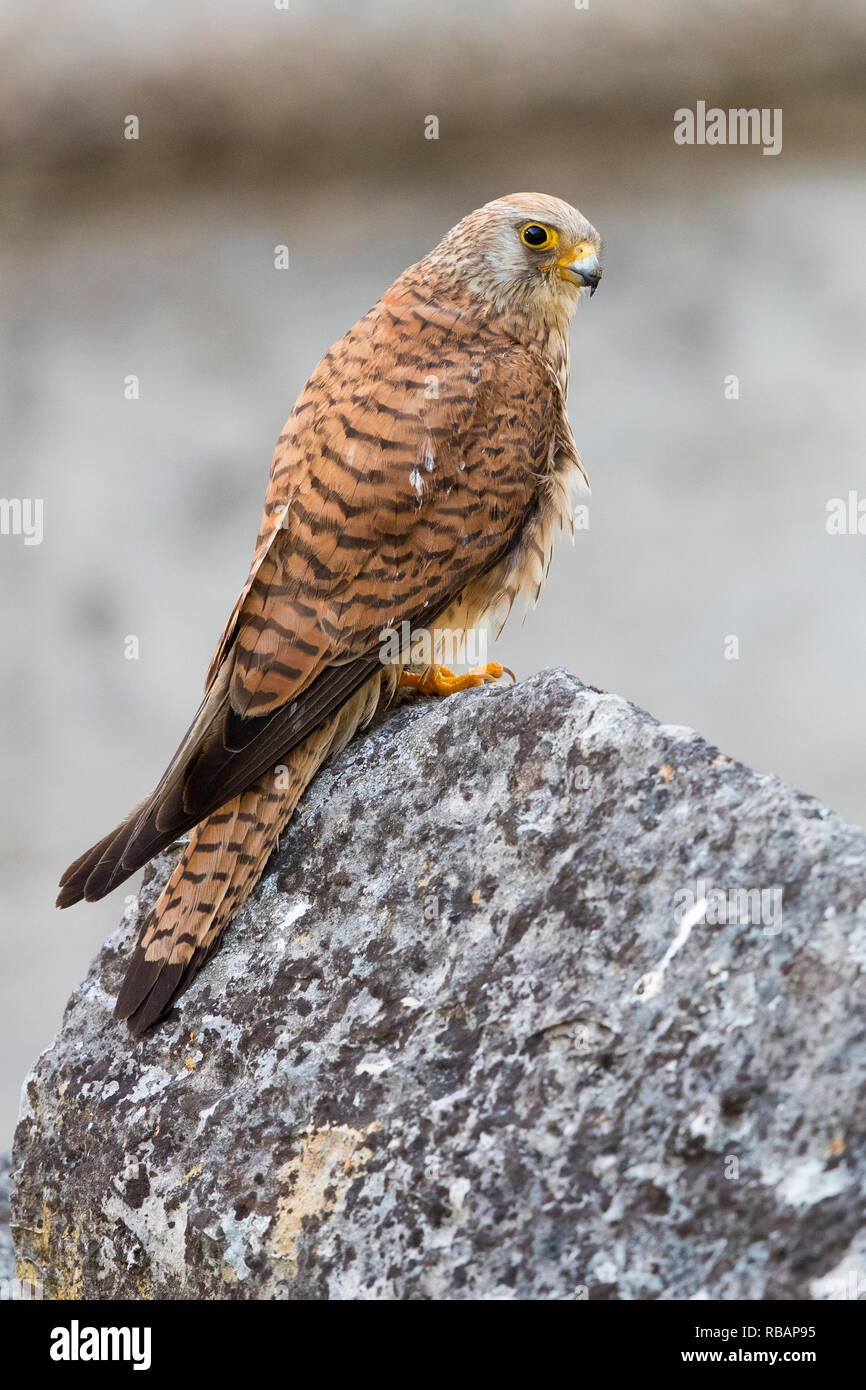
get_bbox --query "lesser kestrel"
[58,193,602,1033]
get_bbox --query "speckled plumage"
[58,192,602,1032]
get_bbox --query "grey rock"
[11,669,866,1299]
[0,1155,14,1286]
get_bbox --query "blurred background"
[1,0,864,1144]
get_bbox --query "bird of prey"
[58,192,602,1034]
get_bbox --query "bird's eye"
[520,223,557,250]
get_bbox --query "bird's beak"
[557,245,602,295]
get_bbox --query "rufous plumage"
[58,193,602,1033]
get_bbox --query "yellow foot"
[399,662,512,696]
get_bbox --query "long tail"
[114,673,388,1034]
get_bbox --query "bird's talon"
[399,661,510,697]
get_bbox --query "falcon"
[58,193,603,1033]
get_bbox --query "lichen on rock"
[11,669,866,1299]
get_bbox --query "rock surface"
[12,669,866,1300]
[0,1155,14,1286]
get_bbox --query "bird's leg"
[399,662,511,696]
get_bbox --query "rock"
[11,668,866,1300]
[0,1155,14,1287]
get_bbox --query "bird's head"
[429,193,602,323]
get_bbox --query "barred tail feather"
[114,672,389,1034]
[115,744,320,1034]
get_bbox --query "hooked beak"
[557,246,602,296]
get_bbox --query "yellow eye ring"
[519,223,558,251]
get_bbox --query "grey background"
[1,0,864,1143]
